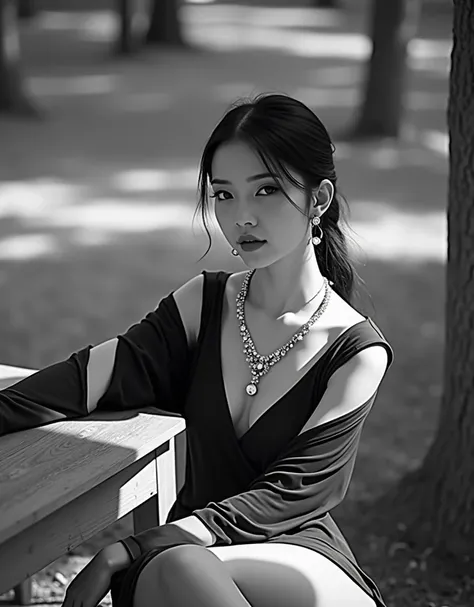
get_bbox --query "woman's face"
[211,141,312,268]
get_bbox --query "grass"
[1,1,470,606]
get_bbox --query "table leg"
[13,579,32,605]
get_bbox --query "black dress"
[0,270,394,607]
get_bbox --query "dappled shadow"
[1,1,450,235]
[0,5,454,601]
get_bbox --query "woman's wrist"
[99,541,132,574]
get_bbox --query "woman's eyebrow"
[210,172,279,185]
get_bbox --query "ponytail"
[314,187,359,304]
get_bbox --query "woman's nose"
[235,200,257,227]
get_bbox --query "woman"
[0,93,393,607]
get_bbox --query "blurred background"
[0,1,457,606]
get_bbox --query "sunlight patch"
[0,234,58,261]
[112,168,198,192]
[30,75,118,97]
[186,5,340,28]
[349,206,446,262]
[419,130,449,158]
[41,201,195,233]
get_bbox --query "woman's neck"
[246,254,326,320]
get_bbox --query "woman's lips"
[239,240,266,252]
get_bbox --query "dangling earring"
[231,248,239,256]
[311,216,323,245]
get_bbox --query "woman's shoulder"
[324,287,367,331]
[172,270,235,347]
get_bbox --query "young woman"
[0,93,393,607]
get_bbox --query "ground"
[0,1,468,606]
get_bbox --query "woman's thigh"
[207,542,377,607]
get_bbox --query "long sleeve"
[0,347,91,436]
[0,292,190,437]
[191,396,376,545]
[95,292,190,415]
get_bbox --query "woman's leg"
[133,544,252,607]
[207,542,378,607]
[133,542,377,607]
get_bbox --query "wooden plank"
[155,435,178,524]
[132,437,178,533]
[0,410,185,545]
[0,447,164,594]
[175,429,187,495]
[13,580,32,605]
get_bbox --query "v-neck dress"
[111,270,394,607]
[0,270,394,607]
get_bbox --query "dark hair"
[194,92,365,305]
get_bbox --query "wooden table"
[0,364,186,603]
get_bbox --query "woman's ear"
[312,179,334,216]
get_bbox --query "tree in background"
[312,0,339,7]
[388,0,474,559]
[146,0,187,47]
[117,0,187,55]
[17,0,37,20]
[351,0,422,139]
[0,0,37,116]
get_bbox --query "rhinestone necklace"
[236,270,332,397]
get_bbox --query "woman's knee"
[133,545,212,607]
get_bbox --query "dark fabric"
[96,293,191,415]
[0,293,190,437]
[191,394,376,544]
[112,271,393,607]
[110,526,202,607]
[119,524,201,561]
[0,346,91,436]
[1,270,394,607]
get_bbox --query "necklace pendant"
[246,383,257,396]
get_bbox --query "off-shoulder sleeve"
[0,292,190,436]
[95,292,190,415]
[0,347,91,437]
[191,395,377,545]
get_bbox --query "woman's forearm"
[168,515,217,546]
[99,515,216,575]
[100,541,132,574]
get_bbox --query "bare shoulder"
[326,286,367,327]
[326,289,389,377]
[172,273,205,347]
[324,288,389,368]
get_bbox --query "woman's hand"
[61,551,113,607]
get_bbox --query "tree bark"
[116,0,153,54]
[351,0,421,139]
[313,0,339,7]
[146,0,187,47]
[0,0,37,115]
[17,0,37,20]
[393,0,474,557]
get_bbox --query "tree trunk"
[116,0,153,54]
[17,0,37,20]
[313,0,339,7]
[0,0,37,115]
[393,0,474,557]
[351,0,421,139]
[146,0,187,47]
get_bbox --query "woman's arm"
[0,274,204,436]
[101,515,216,575]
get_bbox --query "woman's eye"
[257,185,279,196]
[210,185,279,202]
[210,190,231,202]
